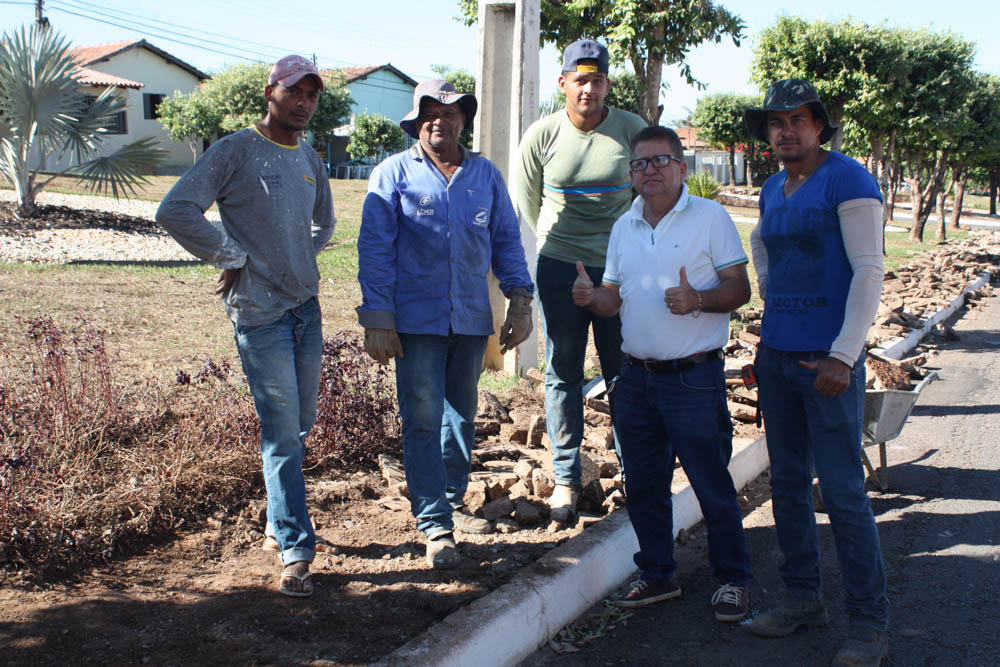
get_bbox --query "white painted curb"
[379,271,993,667]
[876,272,992,360]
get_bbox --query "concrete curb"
[875,272,992,360]
[379,271,993,667]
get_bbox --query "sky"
[3,0,997,125]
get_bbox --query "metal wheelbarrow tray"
[861,371,938,491]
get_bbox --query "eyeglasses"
[629,154,683,172]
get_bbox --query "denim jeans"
[395,332,488,538]
[755,345,889,631]
[536,255,623,487]
[233,297,322,567]
[612,357,752,586]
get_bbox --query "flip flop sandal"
[262,535,339,554]
[278,569,313,598]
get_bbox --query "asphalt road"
[522,290,1000,666]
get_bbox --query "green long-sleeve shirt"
[512,107,646,267]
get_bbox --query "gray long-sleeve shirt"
[156,127,335,326]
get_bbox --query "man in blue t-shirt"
[743,80,889,666]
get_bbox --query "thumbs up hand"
[664,266,700,315]
[572,261,594,307]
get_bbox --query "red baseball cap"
[268,55,324,91]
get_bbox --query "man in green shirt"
[512,39,646,521]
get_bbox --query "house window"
[143,93,165,120]
[83,95,127,135]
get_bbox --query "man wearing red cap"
[157,55,334,597]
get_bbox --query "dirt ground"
[3,199,989,666]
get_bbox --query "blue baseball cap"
[561,39,609,74]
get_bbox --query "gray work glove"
[499,294,533,354]
[364,327,403,365]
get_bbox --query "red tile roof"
[323,63,418,87]
[675,127,709,150]
[68,39,208,83]
[70,40,141,66]
[73,67,143,89]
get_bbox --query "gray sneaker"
[832,625,888,666]
[750,596,829,637]
[452,506,494,534]
[425,533,460,569]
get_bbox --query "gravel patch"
[0,190,219,264]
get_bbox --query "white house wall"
[31,46,204,175]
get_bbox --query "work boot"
[832,625,889,666]
[750,596,829,637]
[452,506,494,534]
[425,532,460,569]
[549,484,580,523]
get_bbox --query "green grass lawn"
[2,176,981,383]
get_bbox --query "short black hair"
[630,125,684,158]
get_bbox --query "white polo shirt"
[603,185,748,361]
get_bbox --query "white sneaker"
[549,484,579,523]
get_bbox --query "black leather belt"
[626,349,723,373]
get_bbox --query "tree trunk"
[634,24,665,126]
[728,145,736,187]
[829,110,844,153]
[948,167,967,230]
[934,187,949,241]
[907,151,925,242]
[888,167,900,221]
[912,153,947,243]
[990,167,998,216]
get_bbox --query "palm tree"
[0,24,167,218]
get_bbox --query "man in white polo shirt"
[572,125,753,621]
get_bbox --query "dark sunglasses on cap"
[629,154,683,172]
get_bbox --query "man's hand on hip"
[364,328,404,365]
[572,261,594,307]
[499,294,533,353]
[799,357,851,396]
[215,268,239,296]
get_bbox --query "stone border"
[378,271,993,667]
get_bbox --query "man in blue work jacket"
[357,79,534,569]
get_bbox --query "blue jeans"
[233,297,322,567]
[755,345,889,631]
[395,332,488,538]
[536,255,623,487]
[612,357,752,586]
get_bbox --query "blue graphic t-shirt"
[758,151,882,351]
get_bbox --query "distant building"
[676,126,746,186]
[31,39,209,174]
[321,64,418,173]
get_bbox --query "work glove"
[364,327,403,365]
[499,294,533,354]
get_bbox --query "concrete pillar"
[474,0,541,375]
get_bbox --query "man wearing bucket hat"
[743,80,888,665]
[512,39,646,523]
[158,55,334,598]
[357,79,533,569]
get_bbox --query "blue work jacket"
[357,144,533,336]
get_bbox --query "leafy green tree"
[0,24,167,218]
[347,112,406,162]
[431,64,476,148]
[893,29,976,242]
[458,0,744,125]
[158,62,352,149]
[691,92,759,186]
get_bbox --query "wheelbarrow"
[860,371,938,491]
[813,370,937,510]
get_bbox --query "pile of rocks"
[375,387,623,533]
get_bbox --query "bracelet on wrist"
[692,291,702,318]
